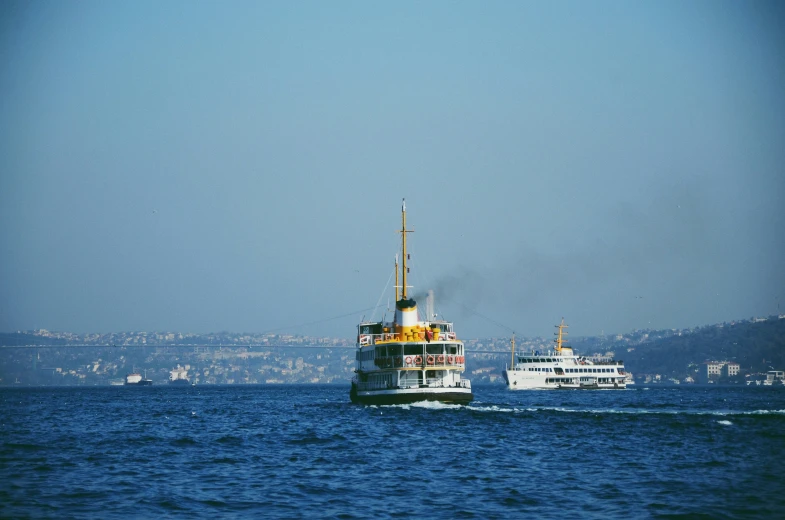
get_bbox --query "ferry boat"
[350,200,473,405]
[503,319,627,390]
[125,371,153,386]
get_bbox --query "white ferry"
[350,200,473,405]
[503,319,627,390]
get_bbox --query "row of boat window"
[526,367,617,373]
[519,358,562,363]
[375,344,462,356]
[545,378,619,384]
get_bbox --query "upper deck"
[358,320,457,346]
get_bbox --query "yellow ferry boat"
[350,200,473,405]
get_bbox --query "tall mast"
[511,333,516,369]
[554,318,568,352]
[397,198,413,301]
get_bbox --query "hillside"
[1,317,783,386]
[618,318,785,378]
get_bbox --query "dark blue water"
[1,385,784,519]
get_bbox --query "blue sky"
[1,1,783,338]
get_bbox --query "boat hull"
[504,369,626,390]
[350,383,473,405]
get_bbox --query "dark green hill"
[619,318,785,378]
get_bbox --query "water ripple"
[1,385,784,518]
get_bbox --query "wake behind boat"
[503,319,627,390]
[350,200,473,405]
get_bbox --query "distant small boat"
[169,365,190,386]
[125,372,153,386]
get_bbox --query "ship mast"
[397,198,413,301]
[554,318,568,353]
[510,333,516,369]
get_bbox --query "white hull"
[504,369,626,389]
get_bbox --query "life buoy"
[437,355,445,363]
[414,356,422,365]
[458,356,464,363]
[447,355,454,364]
[405,356,412,365]
[427,355,435,365]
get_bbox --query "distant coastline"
[1,315,783,387]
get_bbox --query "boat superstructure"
[350,200,473,405]
[125,370,153,386]
[169,365,190,385]
[504,319,627,390]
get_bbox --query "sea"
[1,384,784,519]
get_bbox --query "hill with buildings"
[0,316,782,386]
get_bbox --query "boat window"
[426,344,444,355]
[388,345,401,356]
[404,345,421,356]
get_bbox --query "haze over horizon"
[2,1,784,339]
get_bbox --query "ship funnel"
[395,298,418,327]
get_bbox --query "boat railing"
[425,378,471,389]
[371,332,458,344]
[355,381,395,391]
[356,379,472,392]
[373,355,466,369]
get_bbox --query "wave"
[370,401,465,411]
[393,403,785,416]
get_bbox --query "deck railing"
[372,355,466,369]
[359,332,459,345]
[355,379,471,392]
